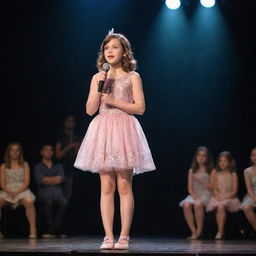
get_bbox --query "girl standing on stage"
[74,30,156,250]
[180,146,213,239]
[0,143,37,238]
[240,147,256,233]
[206,151,240,239]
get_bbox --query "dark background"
[1,0,256,237]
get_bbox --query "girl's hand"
[253,196,256,202]
[8,191,17,198]
[101,93,115,105]
[97,71,107,82]
[216,195,224,201]
[192,195,200,201]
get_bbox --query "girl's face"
[219,156,229,170]
[10,145,21,160]
[250,149,256,165]
[104,38,124,66]
[196,150,207,165]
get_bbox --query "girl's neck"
[197,165,206,172]
[220,168,230,173]
[109,66,126,76]
[11,159,19,164]
[10,160,20,169]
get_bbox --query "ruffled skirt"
[74,113,156,174]
[240,194,256,209]
[206,197,241,212]
[0,189,35,209]
[179,195,210,207]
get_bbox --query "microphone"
[98,62,110,93]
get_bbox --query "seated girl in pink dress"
[74,30,156,249]
[180,146,213,239]
[0,143,37,238]
[206,151,240,239]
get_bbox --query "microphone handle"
[98,80,105,93]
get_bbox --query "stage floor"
[0,237,256,255]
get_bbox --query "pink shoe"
[114,236,130,250]
[100,236,114,250]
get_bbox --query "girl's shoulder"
[188,168,193,174]
[23,161,29,167]
[21,161,29,170]
[244,167,253,176]
[0,163,6,170]
[231,171,238,177]
[92,72,102,80]
[130,71,139,77]
[130,71,140,81]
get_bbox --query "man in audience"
[34,144,67,238]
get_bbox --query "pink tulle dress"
[206,172,240,212]
[74,72,156,174]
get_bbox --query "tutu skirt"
[0,189,35,209]
[74,113,156,174]
[206,197,241,212]
[179,195,210,207]
[240,194,256,209]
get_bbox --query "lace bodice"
[216,172,234,196]
[99,73,134,115]
[193,172,210,197]
[4,168,25,192]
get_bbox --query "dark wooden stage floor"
[0,237,256,256]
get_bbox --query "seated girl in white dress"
[0,142,37,238]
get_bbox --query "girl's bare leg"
[100,171,116,238]
[243,205,256,230]
[116,170,134,237]
[20,197,37,236]
[194,201,204,238]
[183,202,196,238]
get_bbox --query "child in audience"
[180,146,213,239]
[0,143,37,238]
[206,151,240,239]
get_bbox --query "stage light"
[200,0,215,8]
[165,0,181,10]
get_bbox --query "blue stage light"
[165,0,181,10]
[200,0,216,8]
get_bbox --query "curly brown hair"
[4,142,25,169]
[216,151,237,173]
[97,33,137,72]
[191,146,214,174]
[250,146,256,165]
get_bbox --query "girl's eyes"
[104,45,119,50]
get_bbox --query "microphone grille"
[103,62,110,71]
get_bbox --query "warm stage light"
[165,0,181,10]
[200,0,216,8]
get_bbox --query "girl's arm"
[244,168,256,200]
[86,73,104,116]
[101,72,145,115]
[192,173,213,190]
[13,162,30,195]
[210,169,218,198]
[0,164,15,196]
[188,169,199,200]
